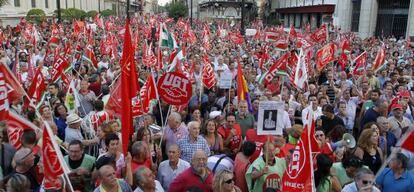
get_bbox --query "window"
[45,0,49,8]
[14,0,20,7]
[31,0,36,7]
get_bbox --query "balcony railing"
[199,0,255,5]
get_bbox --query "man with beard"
[168,150,213,192]
[235,100,255,138]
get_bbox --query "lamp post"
[190,0,193,26]
[56,0,61,23]
[127,0,130,19]
[240,0,245,35]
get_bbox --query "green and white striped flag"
[160,23,178,50]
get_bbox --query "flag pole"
[158,105,171,148]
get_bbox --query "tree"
[100,9,115,17]
[87,10,98,18]
[0,0,8,7]
[26,9,46,24]
[165,1,187,20]
[61,8,87,20]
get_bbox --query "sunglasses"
[224,178,234,184]
[316,134,324,137]
[362,180,373,185]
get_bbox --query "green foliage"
[270,18,281,26]
[165,1,187,20]
[60,8,87,20]
[26,9,46,23]
[100,9,115,17]
[0,0,8,7]
[87,10,98,18]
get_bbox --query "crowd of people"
[0,13,414,192]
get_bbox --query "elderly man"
[131,141,152,173]
[342,167,380,192]
[235,100,255,138]
[65,113,98,146]
[94,165,133,192]
[177,121,210,163]
[134,166,164,192]
[388,103,412,139]
[168,150,213,192]
[64,140,96,192]
[377,117,397,156]
[376,152,414,192]
[162,112,188,157]
[12,148,40,191]
[157,144,190,191]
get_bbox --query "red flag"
[296,35,315,50]
[289,25,297,41]
[274,38,289,51]
[7,112,40,149]
[256,46,270,69]
[106,80,122,115]
[261,53,289,84]
[50,55,69,82]
[316,43,336,71]
[142,42,157,67]
[202,25,211,50]
[133,73,158,116]
[120,19,139,154]
[338,53,348,71]
[352,51,368,75]
[372,46,386,71]
[42,123,64,190]
[0,68,8,120]
[0,63,25,103]
[201,54,216,89]
[310,24,328,44]
[401,129,414,153]
[26,67,46,107]
[340,38,350,52]
[282,118,316,192]
[229,32,244,44]
[94,14,104,29]
[84,45,98,68]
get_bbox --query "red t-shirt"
[218,124,242,152]
[168,168,214,192]
[131,158,152,173]
[245,129,272,162]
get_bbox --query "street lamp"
[190,0,193,26]
[240,0,245,35]
[56,0,61,23]
[127,0,130,19]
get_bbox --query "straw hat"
[66,113,82,124]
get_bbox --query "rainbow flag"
[237,59,253,112]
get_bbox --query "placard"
[245,29,257,36]
[257,101,284,135]
[219,72,233,89]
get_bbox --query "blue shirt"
[54,117,67,140]
[177,135,210,163]
[375,168,414,192]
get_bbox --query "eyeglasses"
[362,180,373,185]
[224,178,234,184]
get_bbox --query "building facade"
[0,0,158,26]
[273,0,414,40]
[198,0,257,21]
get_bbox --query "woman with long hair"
[201,119,223,155]
[213,169,241,192]
[314,154,342,192]
[53,103,68,140]
[136,127,162,167]
[354,128,383,174]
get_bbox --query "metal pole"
[240,0,245,35]
[98,0,101,13]
[127,0,130,19]
[190,0,193,26]
[56,0,61,22]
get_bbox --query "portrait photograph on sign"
[257,101,284,135]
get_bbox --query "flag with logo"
[258,53,289,84]
[120,19,139,154]
[282,117,317,192]
[84,45,98,68]
[316,43,336,71]
[142,41,157,67]
[160,23,178,50]
[50,55,69,82]
[42,122,65,190]
[201,54,216,89]
[352,51,368,75]
[310,24,328,44]
[25,67,46,108]
[7,112,40,149]
[294,49,308,90]
[0,63,25,105]
[289,25,297,41]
